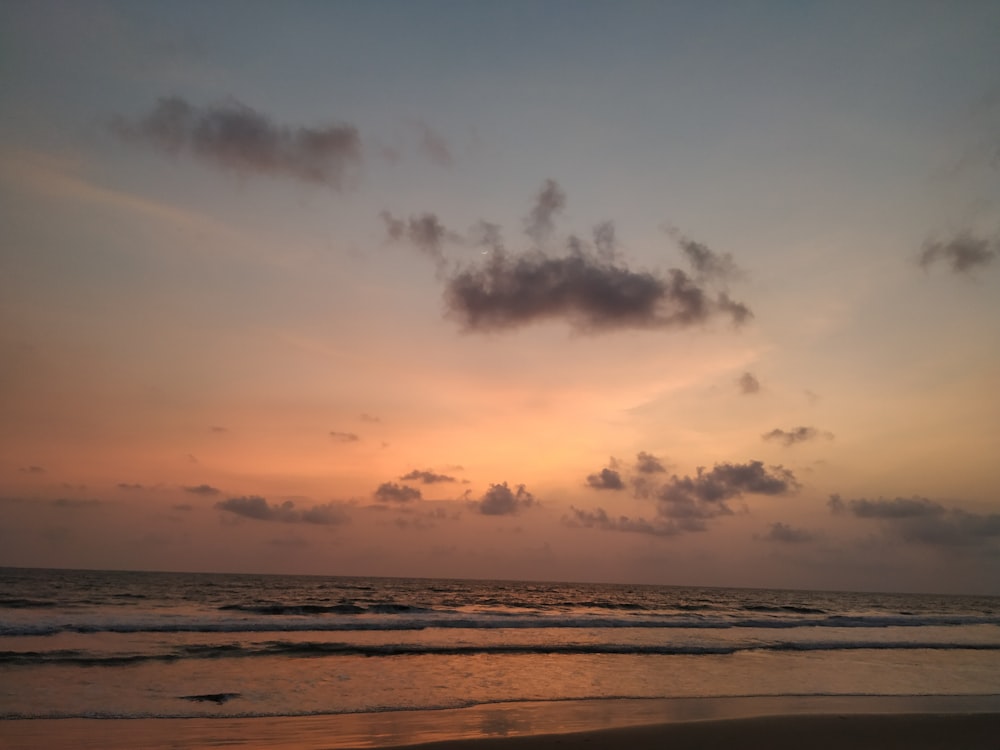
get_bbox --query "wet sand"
[2,696,999,749]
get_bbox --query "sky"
[2,1,999,594]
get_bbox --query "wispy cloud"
[762,426,834,446]
[399,469,456,484]
[738,372,760,395]
[215,496,349,525]
[329,431,360,443]
[112,97,362,189]
[761,521,816,543]
[183,484,221,496]
[919,232,997,274]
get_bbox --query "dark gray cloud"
[183,484,221,496]
[586,468,625,491]
[524,179,566,244]
[473,482,536,515]
[386,181,752,334]
[569,459,799,537]
[829,493,1000,548]
[566,507,679,536]
[215,496,349,525]
[635,452,667,474]
[738,372,760,395]
[399,469,456,484]
[762,521,816,543]
[919,233,997,274]
[374,482,422,503]
[18,465,46,474]
[330,431,360,443]
[112,97,362,188]
[762,426,834,446]
[445,255,750,333]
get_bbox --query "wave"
[4,640,1000,666]
[4,611,1000,637]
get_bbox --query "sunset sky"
[2,1,999,593]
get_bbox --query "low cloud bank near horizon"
[829,494,1000,547]
[215,495,349,525]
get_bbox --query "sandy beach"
[3,697,999,750]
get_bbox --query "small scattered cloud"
[117,483,144,491]
[828,494,944,519]
[762,426,834,446]
[738,372,760,395]
[919,232,997,274]
[210,426,228,433]
[585,467,625,491]
[183,484,221,496]
[473,482,536,515]
[374,482,422,503]
[19,465,46,474]
[215,496,349,525]
[399,469,456,484]
[111,96,362,189]
[761,521,816,543]
[635,452,667,474]
[360,413,381,423]
[329,431,360,443]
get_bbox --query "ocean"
[2,567,999,720]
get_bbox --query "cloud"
[445,253,750,333]
[172,504,194,512]
[210,426,229,433]
[381,211,461,265]
[18,465,46,474]
[329,431,360,443]
[566,507,679,536]
[919,232,997,274]
[524,179,566,243]
[586,468,625,491]
[738,372,760,395]
[635,452,667,474]
[117,483,144,490]
[415,121,453,167]
[374,482,422,503]
[399,469,456,484]
[360,413,381,423]
[829,494,1000,548]
[667,228,743,281]
[572,459,799,537]
[473,482,536,515]
[183,484,221,496]
[215,496,349,525]
[762,521,816,543]
[762,426,834,446]
[386,181,752,334]
[111,96,362,188]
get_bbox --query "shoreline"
[3,695,1000,749]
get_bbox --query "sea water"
[1,567,999,719]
